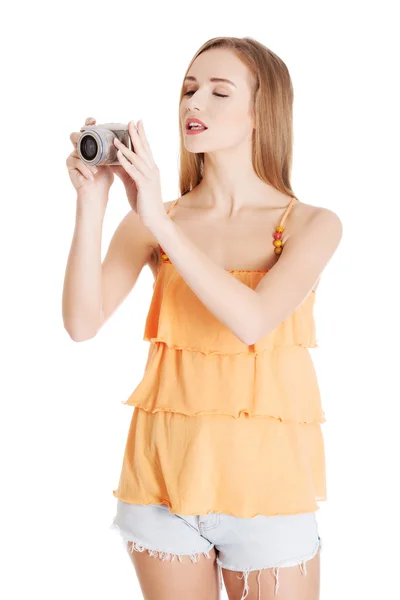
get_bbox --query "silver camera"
[77,122,133,166]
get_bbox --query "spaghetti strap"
[167,198,180,217]
[278,197,318,294]
[274,196,318,293]
[279,196,296,228]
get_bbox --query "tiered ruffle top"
[113,196,327,518]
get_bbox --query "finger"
[116,149,142,182]
[137,120,156,163]
[128,121,145,156]
[115,137,150,177]
[109,165,127,180]
[127,120,153,169]
[67,150,98,174]
[111,165,129,178]
[71,154,98,176]
[66,155,96,179]
[85,117,96,125]
[70,131,80,147]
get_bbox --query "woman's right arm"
[62,190,106,341]
[62,193,157,342]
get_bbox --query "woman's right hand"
[66,117,114,196]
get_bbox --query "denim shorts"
[110,499,323,598]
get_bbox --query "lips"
[185,117,208,130]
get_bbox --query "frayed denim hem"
[216,535,323,599]
[109,520,217,567]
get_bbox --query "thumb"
[110,165,128,180]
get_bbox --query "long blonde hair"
[178,36,298,201]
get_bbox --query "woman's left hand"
[114,120,167,228]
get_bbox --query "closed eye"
[183,91,229,98]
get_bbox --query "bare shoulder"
[291,200,343,241]
[288,201,343,292]
[296,203,343,267]
[310,204,343,243]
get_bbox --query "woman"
[64,37,342,600]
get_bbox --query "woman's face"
[180,48,255,154]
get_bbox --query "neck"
[193,143,293,218]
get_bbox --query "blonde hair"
[178,36,298,202]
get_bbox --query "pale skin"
[96,47,341,599]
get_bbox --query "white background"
[2,0,399,598]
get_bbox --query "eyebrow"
[184,76,237,88]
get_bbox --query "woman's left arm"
[249,208,343,344]
[148,208,342,346]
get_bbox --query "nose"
[186,99,200,111]
[185,90,203,111]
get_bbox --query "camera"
[77,122,133,166]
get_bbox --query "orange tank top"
[113,196,327,518]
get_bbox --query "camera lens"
[80,135,98,161]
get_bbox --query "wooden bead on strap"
[273,225,284,255]
[159,245,169,261]
[272,197,296,255]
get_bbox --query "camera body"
[77,122,133,166]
